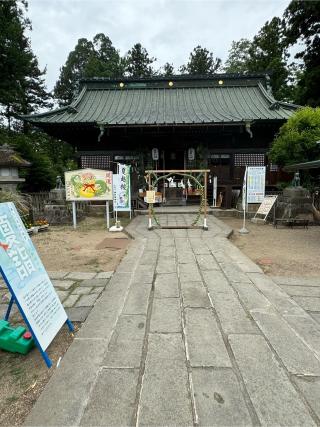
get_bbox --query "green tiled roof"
[23,75,298,126]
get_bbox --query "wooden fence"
[24,192,90,220]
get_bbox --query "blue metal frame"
[0,267,74,368]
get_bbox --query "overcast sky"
[27,0,290,92]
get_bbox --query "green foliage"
[0,0,51,125]
[224,39,251,74]
[180,46,221,75]
[269,107,320,166]
[224,18,293,100]
[54,34,124,105]
[162,62,174,77]
[284,1,320,106]
[0,127,75,191]
[124,43,156,77]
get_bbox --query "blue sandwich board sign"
[0,202,73,367]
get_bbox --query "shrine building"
[23,74,298,208]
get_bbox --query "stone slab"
[66,272,96,280]
[66,306,91,322]
[229,334,316,426]
[103,315,146,368]
[77,272,132,340]
[63,294,79,308]
[52,280,75,290]
[154,273,179,298]
[196,254,220,271]
[57,290,69,302]
[272,276,320,287]
[248,273,306,316]
[219,263,251,284]
[292,376,320,421]
[212,291,258,335]
[95,271,113,279]
[150,298,181,333]
[138,334,193,426]
[231,281,271,312]
[25,339,110,426]
[122,281,152,315]
[280,285,320,298]
[75,293,100,307]
[185,308,231,367]
[176,250,195,265]
[252,311,320,375]
[311,313,320,324]
[91,286,104,294]
[156,257,177,274]
[179,263,202,282]
[71,286,92,296]
[181,281,211,308]
[80,368,139,426]
[192,368,252,426]
[78,279,108,287]
[202,270,233,294]
[283,313,320,359]
[292,296,320,312]
[48,271,68,279]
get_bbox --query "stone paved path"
[0,271,113,323]
[26,215,320,426]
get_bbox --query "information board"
[254,195,278,219]
[247,167,266,204]
[65,168,113,201]
[0,203,68,351]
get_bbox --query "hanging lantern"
[152,148,159,161]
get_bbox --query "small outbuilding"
[0,144,31,192]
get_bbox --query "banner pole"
[72,201,77,229]
[106,201,110,230]
[239,166,249,234]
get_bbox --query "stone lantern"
[0,144,31,192]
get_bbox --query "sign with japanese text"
[0,203,67,350]
[256,196,278,216]
[113,164,131,211]
[65,168,113,201]
[247,167,266,204]
[146,191,156,204]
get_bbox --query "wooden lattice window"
[234,153,265,167]
[80,155,111,169]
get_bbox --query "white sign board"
[0,203,67,351]
[113,164,131,212]
[255,195,278,219]
[65,168,113,201]
[247,166,266,204]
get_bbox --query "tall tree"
[84,33,125,78]
[162,62,174,77]
[224,39,251,73]
[125,43,156,77]
[54,34,125,105]
[284,0,320,106]
[0,0,51,128]
[224,18,292,100]
[54,38,94,106]
[180,46,221,75]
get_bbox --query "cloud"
[27,0,290,91]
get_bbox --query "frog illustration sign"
[65,169,113,201]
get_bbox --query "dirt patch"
[31,217,130,272]
[0,322,80,426]
[221,217,320,277]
